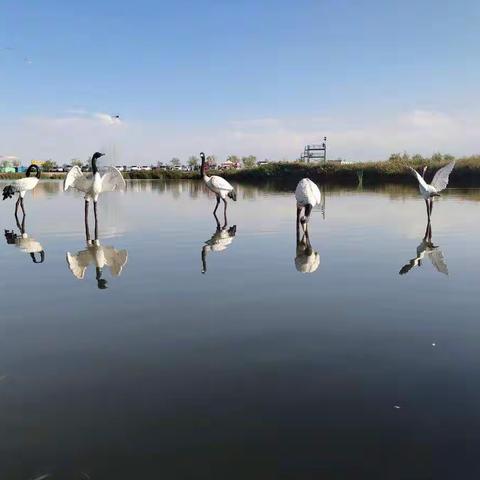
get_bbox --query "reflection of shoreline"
[1,179,478,203]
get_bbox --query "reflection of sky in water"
[1,180,480,478]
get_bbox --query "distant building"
[0,155,19,173]
[220,160,241,170]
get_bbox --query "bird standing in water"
[200,152,236,222]
[408,161,455,221]
[2,164,41,216]
[295,178,321,225]
[64,152,126,235]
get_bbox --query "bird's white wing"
[101,167,126,193]
[102,246,128,276]
[16,237,43,253]
[408,166,430,191]
[430,161,455,192]
[295,178,321,206]
[64,166,92,193]
[10,177,39,192]
[209,175,234,192]
[428,248,448,275]
[307,179,321,206]
[66,250,93,279]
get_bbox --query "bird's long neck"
[201,157,209,181]
[92,156,98,174]
[26,165,41,179]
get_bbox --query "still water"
[1,179,480,479]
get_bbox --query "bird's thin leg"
[201,246,207,274]
[296,206,302,227]
[20,197,25,216]
[213,209,221,230]
[425,199,430,222]
[423,219,430,240]
[84,200,90,242]
[305,204,313,223]
[15,196,20,217]
[222,198,228,225]
[93,201,98,240]
[429,198,433,217]
[213,195,220,216]
[14,209,22,231]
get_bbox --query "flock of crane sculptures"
[2,151,457,283]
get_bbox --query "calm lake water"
[1,179,480,479]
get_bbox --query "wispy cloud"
[0,109,478,164]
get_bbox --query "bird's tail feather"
[2,185,15,200]
[228,190,237,201]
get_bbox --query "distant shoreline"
[1,159,479,187]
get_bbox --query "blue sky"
[1,0,479,163]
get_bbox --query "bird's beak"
[100,153,106,157]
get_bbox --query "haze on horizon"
[1,0,479,165]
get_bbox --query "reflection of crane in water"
[201,213,237,274]
[4,214,45,263]
[320,184,326,219]
[66,212,128,289]
[295,222,320,273]
[399,220,448,276]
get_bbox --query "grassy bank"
[2,155,480,186]
[125,154,480,187]
[216,155,480,187]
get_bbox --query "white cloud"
[0,109,478,164]
[403,109,453,129]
